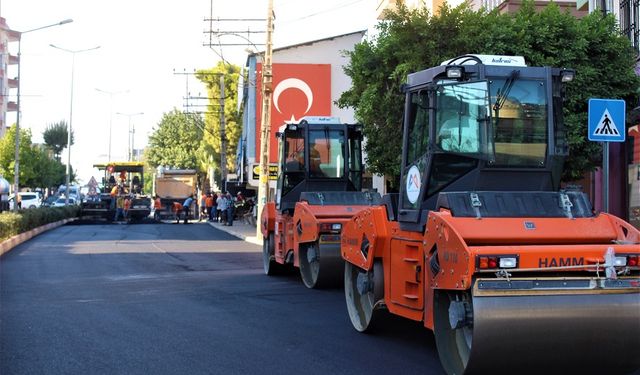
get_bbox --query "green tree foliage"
[146,109,204,170]
[0,127,37,185]
[42,120,74,161]
[338,2,639,183]
[32,145,67,188]
[195,62,243,187]
[0,127,67,188]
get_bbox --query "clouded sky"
[1,0,375,183]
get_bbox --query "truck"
[340,55,640,374]
[153,168,197,220]
[261,117,381,288]
[81,162,151,221]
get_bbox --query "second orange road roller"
[261,117,381,288]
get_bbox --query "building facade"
[237,31,372,193]
[0,17,19,138]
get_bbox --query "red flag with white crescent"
[256,63,332,163]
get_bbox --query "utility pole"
[256,0,274,240]
[219,75,228,191]
[173,69,194,113]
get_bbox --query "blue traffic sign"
[588,99,626,142]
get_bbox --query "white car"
[8,192,42,209]
[52,197,76,207]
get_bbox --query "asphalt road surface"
[1,222,444,375]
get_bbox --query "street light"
[12,18,73,211]
[116,112,144,161]
[50,44,101,205]
[95,88,129,162]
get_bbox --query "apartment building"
[0,17,19,138]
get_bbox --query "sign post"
[588,99,626,213]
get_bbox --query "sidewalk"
[207,219,261,245]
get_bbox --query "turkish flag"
[256,63,331,163]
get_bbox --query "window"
[348,131,363,190]
[308,129,346,178]
[406,90,430,165]
[281,129,305,196]
[435,81,488,155]
[427,154,477,197]
[489,78,548,167]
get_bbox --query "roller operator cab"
[341,55,640,375]
[261,117,382,288]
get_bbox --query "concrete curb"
[0,217,77,257]
[207,221,262,245]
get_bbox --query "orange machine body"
[342,205,640,330]
[263,200,378,267]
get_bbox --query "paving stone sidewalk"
[207,219,261,245]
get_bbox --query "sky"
[0,0,376,185]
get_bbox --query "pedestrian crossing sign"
[588,99,626,142]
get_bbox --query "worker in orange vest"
[153,196,163,221]
[205,192,214,222]
[172,201,183,224]
[110,184,119,210]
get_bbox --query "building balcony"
[7,78,18,89]
[7,101,17,111]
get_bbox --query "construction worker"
[172,201,183,224]
[182,194,194,224]
[110,184,119,210]
[153,195,162,221]
[205,193,214,222]
[123,195,131,221]
[114,193,125,222]
[199,192,207,221]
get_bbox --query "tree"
[146,109,204,170]
[0,127,67,189]
[195,62,243,188]
[43,120,74,161]
[338,2,639,184]
[31,145,67,188]
[0,127,37,185]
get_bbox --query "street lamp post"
[12,19,73,211]
[116,112,144,161]
[50,44,100,205]
[96,88,129,162]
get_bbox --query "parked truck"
[261,117,381,288]
[153,168,198,220]
[340,55,640,374]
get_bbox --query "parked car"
[57,185,82,202]
[41,195,59,207]
[52,197,76,207]
[8,192,42,209]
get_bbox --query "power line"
[278,0,367,25]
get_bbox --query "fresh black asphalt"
[0,222,444,375]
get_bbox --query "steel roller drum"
[464,288,640,374]
[300,242,343,288]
